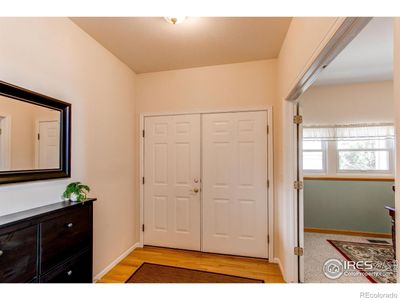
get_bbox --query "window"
[303,140,326,172]
[302,124,395,176]
[337,139,393,172]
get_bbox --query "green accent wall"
[304,179,394,233]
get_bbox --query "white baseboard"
[93,242,142,282]
[273,257,287,283]
[271,257,280,264]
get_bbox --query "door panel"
[38,121,60,169]
[202,111,268,258]
[144,114,201,250]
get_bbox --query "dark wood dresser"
[0,198,95,283]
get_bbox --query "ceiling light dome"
[164,17,186,25]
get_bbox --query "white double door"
[144,111,268,258]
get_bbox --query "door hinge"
[294,246,304,256]
[267,235,270,244]
[266,125,269,134]
[294,180,303,190]
[293,115,303,124]
[142,130,145,138]
[142,177,145,184]
[37,133,40,140]
[267,179,270,188]
[142,224,145,232]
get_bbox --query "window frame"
[335,139,394,175]
[302,140,328,175]
[302,136,395,177]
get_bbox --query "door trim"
[139,106,274,260]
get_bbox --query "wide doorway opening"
[297,17,396,283]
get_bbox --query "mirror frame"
[0,80,71,184]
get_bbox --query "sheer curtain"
[303,123,395,141]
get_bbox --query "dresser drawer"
[0,225,37,283]
[41,205,90,273]
[40,251,92,283]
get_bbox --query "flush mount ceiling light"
[164,17,187,25]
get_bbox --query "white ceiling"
[315,17,393,86]
[71,17,291,74]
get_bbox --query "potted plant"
[63,182,91,202]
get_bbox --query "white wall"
[301,81,394,125]
[0,18,137,278]
[136,60,277,111]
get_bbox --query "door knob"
[193,188,199,193]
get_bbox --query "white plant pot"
[70,193,79,202]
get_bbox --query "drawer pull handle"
[67,223,73,228]
[0,250,3,256]
[67,270,73,276]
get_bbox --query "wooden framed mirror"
[0,80,71,184]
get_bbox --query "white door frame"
[139,106,274,260]
[280,17,400,283]
[0,115,11,171]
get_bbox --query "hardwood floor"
[98,246,285,283]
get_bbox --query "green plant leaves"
[62,182,91,202]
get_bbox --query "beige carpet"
[304,232,392,283]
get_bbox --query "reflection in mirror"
[0,95,61,172]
